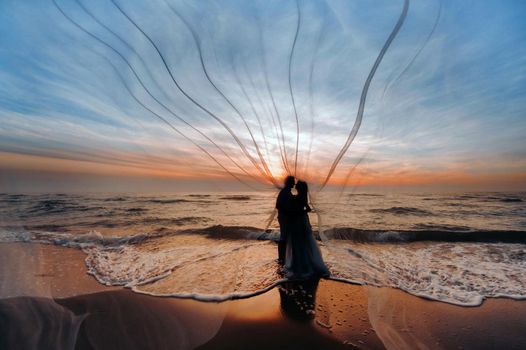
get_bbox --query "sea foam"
[325,241,526,306]
[1,227,525,306]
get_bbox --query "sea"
[1,191,525,306]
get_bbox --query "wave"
[442,194,525,203]
[0,194,28,203]
[0,228,186,249]
[144,199,192,204]
[454,194,479,200]
[325,242,526,306]
[369,206,432,216]
[104,196,128,202]
[2,226,525,307]
[219,195,251,201]
[25,200,105,216]
[5,224,526,247]
[184,225,277,240]
[88,238,526,306]
[348,193,384,197]
[0,224,268,246]
[19,216,212,231]
[21,224,70,232]
[323,227,526,243]
[442,202,476,207]
[501,198,523,203]
[411,223,471,231]
[125,207,148,214]
[146,216,210,226]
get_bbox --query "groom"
[275,175,295,265]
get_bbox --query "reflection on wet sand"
[1,242,526,349]
[279,278,320,321]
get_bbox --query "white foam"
[0,229,104,247]
[324,241,526,306]
[132,242,286,301]
[83,234,284,300]
[0,230,33,243]
[3,229,525,306]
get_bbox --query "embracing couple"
[275,176,330,279]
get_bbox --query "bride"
[284,181,330,279]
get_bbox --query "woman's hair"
[295,181,309,208]
[296,181,308,195]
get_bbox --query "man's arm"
[275,190,285,211]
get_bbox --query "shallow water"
[1,191,525,306]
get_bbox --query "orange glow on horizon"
[2,151,525,190]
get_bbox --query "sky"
[0,0,525,193]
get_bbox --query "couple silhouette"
[275,176,329,279]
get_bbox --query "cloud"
[0,0,525,190]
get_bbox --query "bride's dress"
[284,205,330,279]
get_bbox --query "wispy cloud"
[0,0,525,191]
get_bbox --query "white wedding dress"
[284,210,330,279]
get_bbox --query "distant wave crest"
[369,207,432,216]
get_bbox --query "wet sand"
[1,243,526,349]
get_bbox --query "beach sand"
[1,243,526,349]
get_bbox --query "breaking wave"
[323,227,526,243]
[3,225,526,246]
[1,225,526,306]
[325,241,526,306]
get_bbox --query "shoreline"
[3,238,525,308]
[1,242,526,349]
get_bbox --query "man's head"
[284,176,295,189]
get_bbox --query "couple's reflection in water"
[278,278,320,321]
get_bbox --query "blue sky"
[0,0,525,192]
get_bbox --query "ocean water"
[1,191,525,306]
